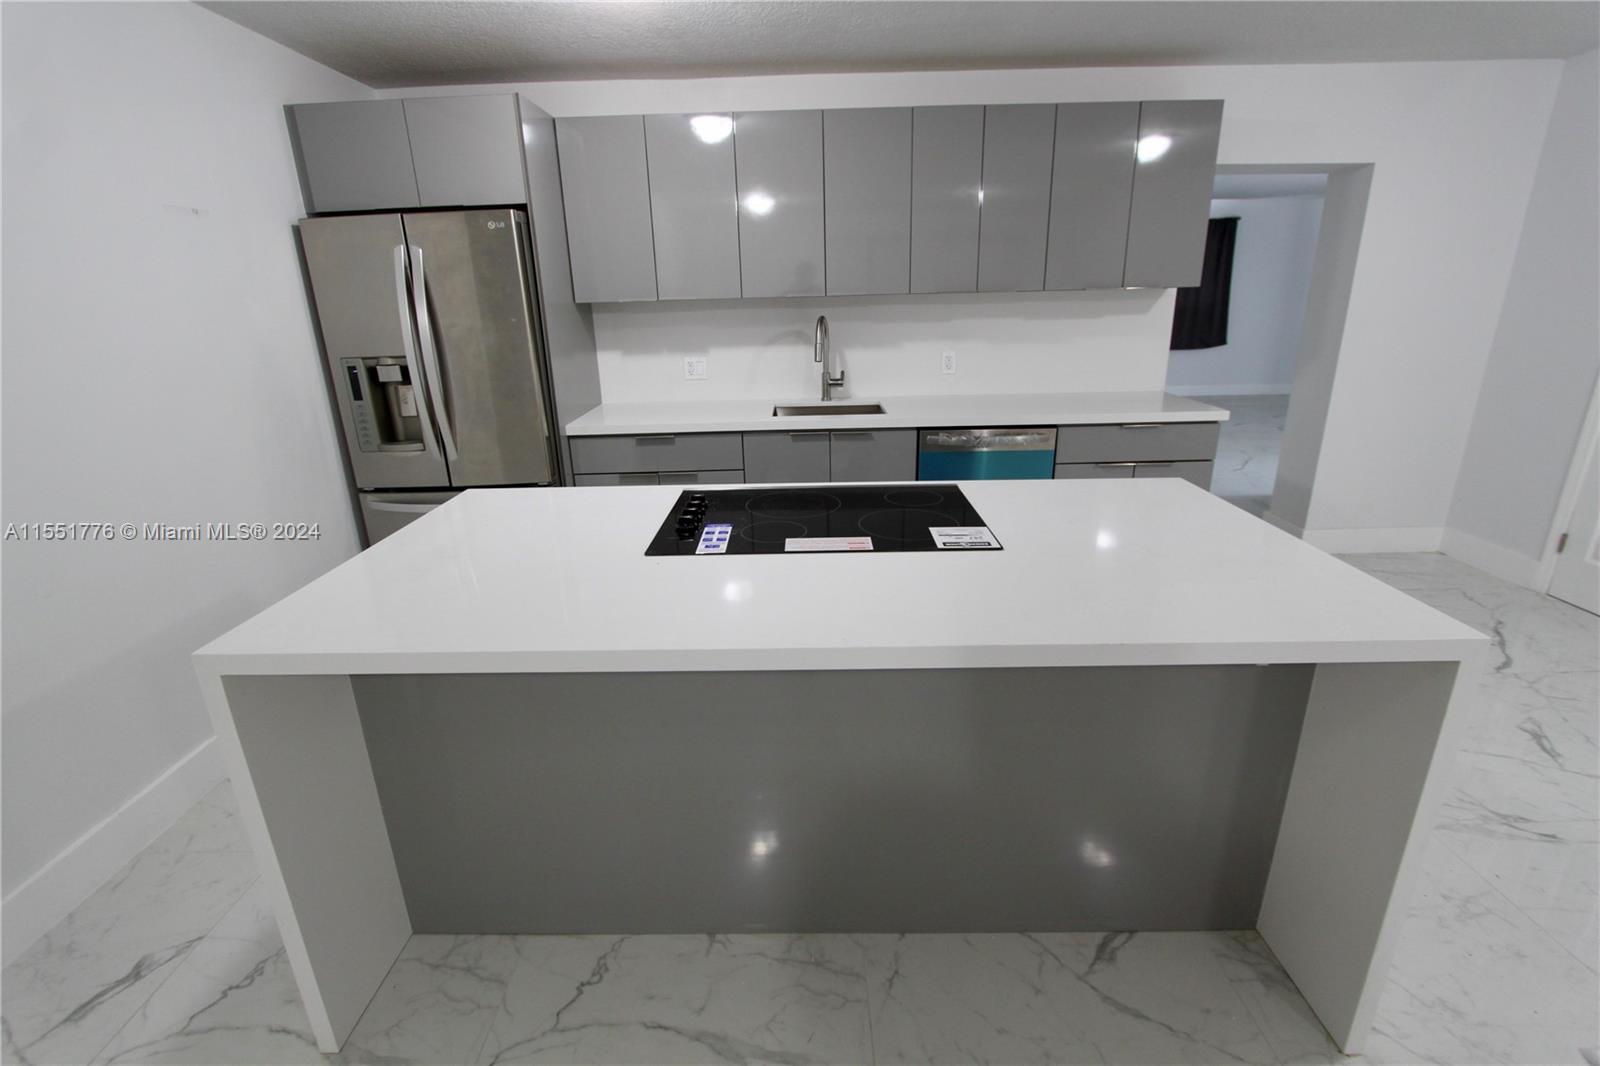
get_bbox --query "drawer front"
[1054,463,1135,480]
[570,433,744,474]
[830,429,917,482]
[743,431,831,483]
[1054,422,1220,464]
[1133,460,1214,489]
[658,469,745,485]
[573,472,661,486]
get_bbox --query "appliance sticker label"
[696,523,732,555]
[784,537,874,552]
[930,526,999,549]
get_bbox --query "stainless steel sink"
[772,403,885,417]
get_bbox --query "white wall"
[1445,49,1600,578]
[1166,195,1323,395]
[392,58,1561,543]
[1,2,369,957]
[595,289,1173,402]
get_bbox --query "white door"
[1548,441,1599,614]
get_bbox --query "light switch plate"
[941,351,957,374]
[684,356,709,381]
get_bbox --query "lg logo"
[485,220,506,230]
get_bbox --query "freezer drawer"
[359,490,459,545]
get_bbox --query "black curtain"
[1169,217,1238,350]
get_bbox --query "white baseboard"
[1302,526,1446,554]
[1,737,226,966]
[1439,527,1546,589]
[1165,384,1293,397]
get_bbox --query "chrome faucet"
[815,315,843,401]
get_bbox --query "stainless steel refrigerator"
[299,208,556,543]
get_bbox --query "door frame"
[1536,380,1600,592]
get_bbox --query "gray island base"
[194,480,1486,1056]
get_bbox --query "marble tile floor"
[1195,393,1291,518]
[3,553,1594,1065]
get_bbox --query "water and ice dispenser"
[341,358,425,453]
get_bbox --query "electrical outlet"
[941,351,957,375]
[684,356,709,381]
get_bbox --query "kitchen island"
[194,479,1484,1055]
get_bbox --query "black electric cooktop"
[645,484,1002,555]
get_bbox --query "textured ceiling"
[201,1,1600,88]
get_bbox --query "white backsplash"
[592,288,1176,403]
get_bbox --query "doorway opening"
[1166,172,1327,518]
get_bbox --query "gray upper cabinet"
[1044,103,1140,290]
[910,106,984,294]
[1123,100,1225,288]
[644,114,742,300]
[555,116,658,303]
[403,95,526,207]
[735,110,825,297]
[288,100,420,213]
[824,108,912,296]
[977,104,1057,292]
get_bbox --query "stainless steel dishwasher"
[916,427,1059,480]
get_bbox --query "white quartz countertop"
[195,480,1483,676]
[564,391,1229,436]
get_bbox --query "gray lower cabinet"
[1055,422,1221,464]
[1055,463,1134,479]
[1044,102,1140,290]
[555,116,658,302]
[645,113,742,300]
[569,433,743,475]
[830,430,917,482]
[287,100,420,214]
[573,472,662,486]
[1134,461,1214,489]
[744,431,831,484]
[977,104,1057,292]
[824,108,912,296]
[911,106,984,294]
[659,469,745,485]
[1123,100,1225,288]
[735,110,825,297]
[403,95,526,207]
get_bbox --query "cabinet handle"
[1120,423,1165,429]
[636,435,676,443]
[1095,462,1140,467]
[787,431,828,440]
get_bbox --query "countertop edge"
[192,636,1486,678]
[564,393,1232,437]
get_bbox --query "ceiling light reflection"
[743,190,776,216]
[1078,838,1116,868]
[722,579,752,603]
[1136,134,1172,163]
[690,114,733,144]
[749,830,779,862]
[1095,529,1117,550]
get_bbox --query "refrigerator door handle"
[365,500,443,514]
[408,245,459,463]
[391,244,438,450]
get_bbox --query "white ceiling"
[202,1,1600,88]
